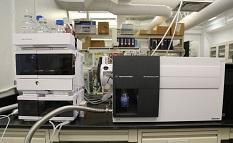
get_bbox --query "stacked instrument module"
[14,33,84,121]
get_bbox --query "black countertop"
[1,111,233,129]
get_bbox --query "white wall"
[209,27,233,45]
[184,27,202,57]
[203,26,233,57]
[202,7,233,57]
[15,0,35,33]
[0,0,15,94]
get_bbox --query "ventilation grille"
[174,0,213,12]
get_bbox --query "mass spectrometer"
[112,56,225,122]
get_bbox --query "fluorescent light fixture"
[89,12,117,19]
[208,16,217,21]
[68,11,87,19]
[227,17,233,23]
[92,38,112,41]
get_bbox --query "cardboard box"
[138,26,170,36]
[153,26,170,35]
[82,37,91,49]
[98,22,109,35]
[90,40,105,47]
[138,30,150,35]
[171,23,185,36]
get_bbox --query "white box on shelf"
[75,20,96,34]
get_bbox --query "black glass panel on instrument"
[37,54,75,75]
[16,54,38,75]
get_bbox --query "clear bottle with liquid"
[37,17,49,33]
[20,10,35,33]
[120,90,129,108]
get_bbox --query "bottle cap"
[36,15,43,21]
[56,19,64,25]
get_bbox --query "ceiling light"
[208,16,217,21]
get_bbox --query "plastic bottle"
[120,90,129,108]
[56,19,65,33]
[35,15,43,32]
[37,17,49,33]
[20,10,35,33]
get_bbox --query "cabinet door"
[210,47,217,57]
[228,43,233,60]
[142,136,218,143]
[0,129,47,143]
[218,45,226,58]
[1,137,45,143]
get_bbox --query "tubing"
[0,104,18,114]
[0,86,16,94]
[56,0,172,17]
[24,106,112,143]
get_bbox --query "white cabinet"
[139,129,219,143]
[209,44,226,59]
[1,137,45,143]
[0,129,48,143]
[142,136,218,143]
[58,130,137,142]
[228,43,233,62]
[210,42,233,63]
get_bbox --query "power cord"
[0,115,10,143]
[0,109,18,143]
[49,120,71,143]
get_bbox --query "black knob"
[35,81,39,85]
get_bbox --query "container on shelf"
[117,37,136,47]
[98,22,109,35]
[121,24,134,35]
[153,26,171,35]
[37,18,49,33]
[20,11,35,33]
[90,40,105,48]
[56,19,65,33]
[171,23,185,36]
[75,20,96,34]
[82,37,91,49]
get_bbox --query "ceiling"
[121,0,214,10]
[57,0,222,29]
[127,0,180,9]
